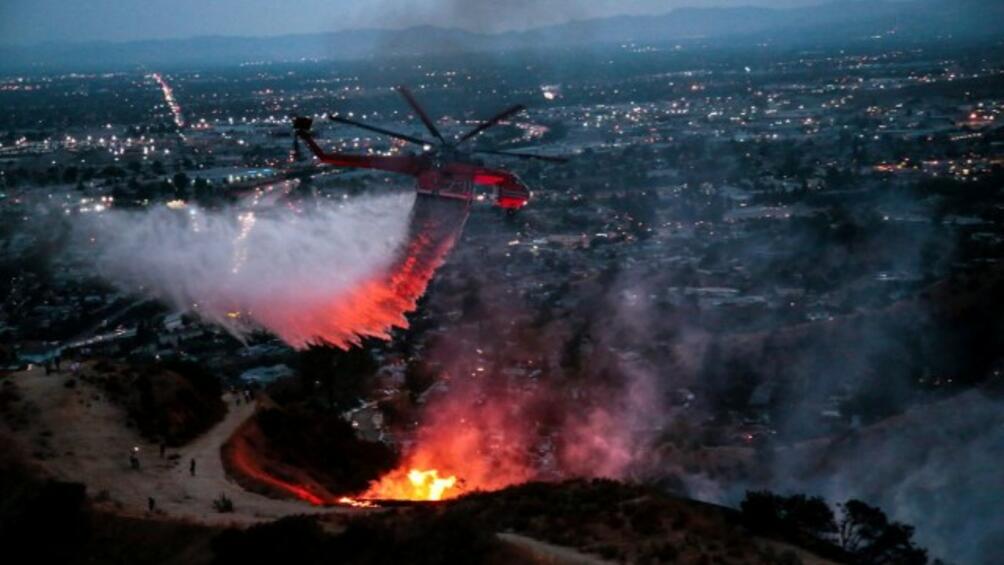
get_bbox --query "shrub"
[213,493,235,513]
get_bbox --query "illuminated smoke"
[362,378,540,500]
[360,360,662,501]
[348,252,670,501]
[556,355,663,479]
[362,325,665,501]
[74,192,469,349]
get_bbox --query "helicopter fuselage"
[296,129,530,209]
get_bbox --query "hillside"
[0,364,849,564]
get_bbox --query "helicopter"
[292,86,568,210]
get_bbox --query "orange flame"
[358,379,539,502]
[224,426,329,505]
[363,468,460,501]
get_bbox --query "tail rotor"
[291,116,314,162]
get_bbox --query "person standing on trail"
[190,458,196,476]
[148,497,156,512]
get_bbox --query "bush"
[213,493,234,513]
[740,491,835,539]
[629,503,662,535]
[212,517,327,565]
[0,472,91,564]
[656,542,679,561]
[253,407,396,495]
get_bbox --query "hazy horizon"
[1,0,835,46]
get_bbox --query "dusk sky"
[1,0,829,45]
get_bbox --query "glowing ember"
[363,468,459,501]
[337,496,378,508]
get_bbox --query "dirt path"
[4,365,352,525]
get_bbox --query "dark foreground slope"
[0,434,845,565]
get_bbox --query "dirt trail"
[4,365,350,525]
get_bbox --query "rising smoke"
[362,254,674,500]
[369,184,1003,562]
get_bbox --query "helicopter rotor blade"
[457,104,526,145]
[471,149,570,163]
[328,114,433,147]
[396,86,446,144]
[288,115,310,162]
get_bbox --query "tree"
[3,479,90,563]
[785,494,838,537]
[838,500,927,565]
[404,358,436,402]
[172,172,191,199]
[297,345,373,411]
[192,177,212,205]
[172,172,190,189]
[111,183,129,202]
[62,166,79,184]
[740,491,836,539]
[100,165,126,179]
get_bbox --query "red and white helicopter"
[293,86,568,210]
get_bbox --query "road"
[4,364,348,525]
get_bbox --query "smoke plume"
[363,256,670,500]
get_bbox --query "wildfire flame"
[225,428,328,506]
[337,496,378,508]
[354,377,542,503]
[363,468,460,501]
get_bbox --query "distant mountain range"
[2,0,1001,72]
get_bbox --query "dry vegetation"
[221,404,396,501]
[213,479,842,564]
[79,359,226,446]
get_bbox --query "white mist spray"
[75,193,416,348]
